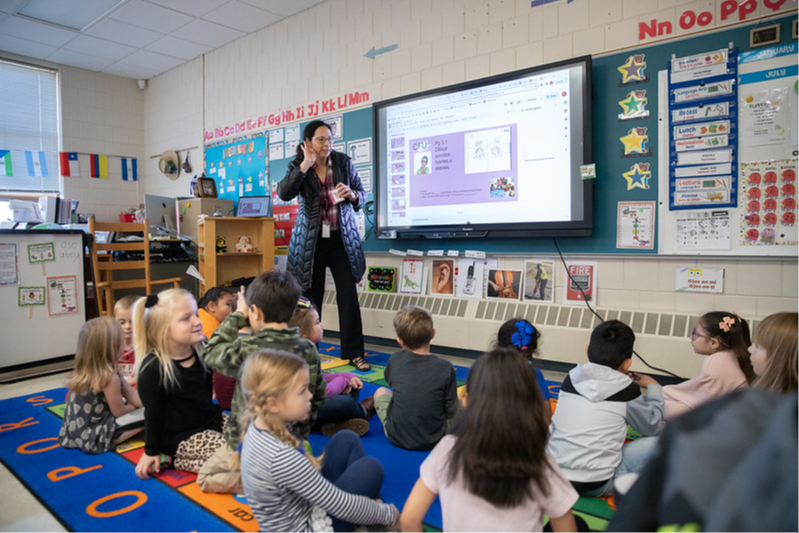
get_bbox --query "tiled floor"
[0,341,565,531]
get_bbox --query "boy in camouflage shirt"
[203,270,326,450]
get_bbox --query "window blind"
[0,58,59,193]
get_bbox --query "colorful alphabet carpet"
[0,343,615,532]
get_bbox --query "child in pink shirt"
[401,348,579,532]
[634,311,755,419]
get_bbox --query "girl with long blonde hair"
[749,312,798,393]
[59,317,143,453]
[133,289,224,478]
[237,349,398,532]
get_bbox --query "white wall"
[139,0,798,325]
[60,66,145,222]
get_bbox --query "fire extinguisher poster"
[564,262,598,305]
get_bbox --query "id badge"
[322,222,331,238]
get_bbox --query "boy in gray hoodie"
[547,320,664,496]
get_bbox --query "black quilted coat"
[277,151,366,291]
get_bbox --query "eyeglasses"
[313,136,333,144]
[691,328,710,340]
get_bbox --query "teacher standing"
[278,120,371,371]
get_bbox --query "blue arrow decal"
[365,43,398,59]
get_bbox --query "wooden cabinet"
[198,217,275,294]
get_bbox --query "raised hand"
[299,141,317,173]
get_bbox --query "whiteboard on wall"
[659,44,798,256]
[0,230,87,371]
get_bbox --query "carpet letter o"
[86,491,148,518]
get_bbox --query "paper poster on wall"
[329,115,343,139]
[28,242,55,263]
[332,142,345,153]
[367,267,396,292]
[399,259,425,294]
[564,262,597,305]
[740,87,790,147]
[675,267,724,293]
[19,286,45,306]
[269,143,284,160]
[739,159,797,246]
[357,167,372,193]
[456,258,485,298]
[0,243,19,285]
[47,275,79,316]
[486,269,521,300]
[285,124,300,142]
[347,138,372,165]
[617,201,655,249]
[285,141,298,157]
[523,260,554,303]
[675,209,731,250]
[430,259,455,296]
[269,128,284,144]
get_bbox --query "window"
[0,58,59,194]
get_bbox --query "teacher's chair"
[89,216,182,316]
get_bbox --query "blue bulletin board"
[203,132,269,210]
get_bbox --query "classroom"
[0,0,797,531]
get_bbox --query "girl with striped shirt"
[237,349,398,532]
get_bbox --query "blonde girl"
[133,289,224,479]
[749,311,798,393]
[238,349,398,532]
[634,311,754,419]
[401,348,578,532]
[59,317,144,453]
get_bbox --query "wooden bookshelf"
[197,216,275,294]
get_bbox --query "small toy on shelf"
[236,235,253,253]
[216,236,227,253]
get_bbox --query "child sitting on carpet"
[113,295,141,384]
[374,305,458,451]
[495,318,551,406]
[133,289,225,478]
[749,311,798,393]
[401,348,579,532]
[198,286,236,410]
[289,298,375,437]
[59,317,144,454]
[632,311,754,419]
[199,270,325,493]
[547,320,665,497]
[237,349,399,532]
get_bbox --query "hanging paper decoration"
[121,157,138,181]
[59,152,80,177]
[25,151,48,177]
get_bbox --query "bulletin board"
[206,14,797,258]
[0,230,88,376]
[659,15,797,256]
[203,132,269,210]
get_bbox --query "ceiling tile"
[119,49,184,71]
[85,18,164,48]
[63,34,136,61]
[0,14,78,46]
[0,33,57,59]
[202,1,281,33]
[102,61,159,79]
[47,48,115,71]
[171,18,244,49]
[146,0,228,18]
[18,0,122,31]
[0,0,27,15]
[109,0,194,35]
[241,0,323,18]
[145,35,212,61]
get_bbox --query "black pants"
[308,230,365,361]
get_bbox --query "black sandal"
[351,356,371,371]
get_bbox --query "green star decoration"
[619,91,647,116]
